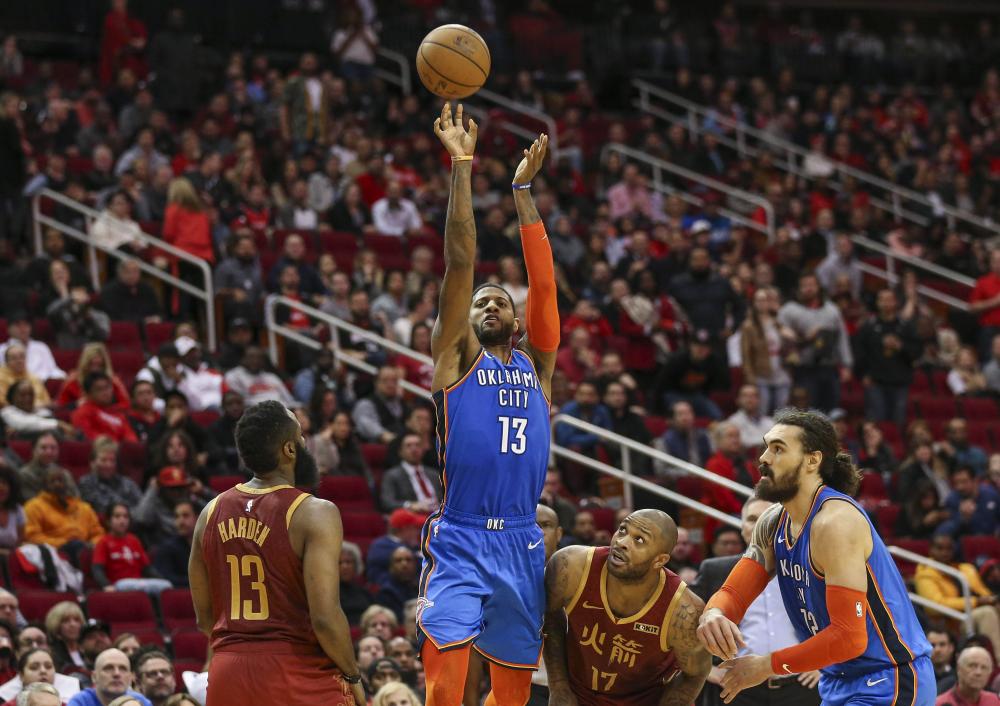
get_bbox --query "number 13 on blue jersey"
[498,416,528,454]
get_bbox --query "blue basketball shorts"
[416,506,545,669]
[818,656,936,706]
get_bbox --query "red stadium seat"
[8,552,48,590]
[17,590,78,621]
[585,507,617,535]
[208,475,244,493]
[52,348,80,373]
[190,410,219,427]
[85,590,155,632]
[361,444,387,472]
[961,535,1000,563]
[8,441,31,463]
[317,476,375,512]
[122,627,166,648]
[875,505,901,540]
[118,442,147,485]
[172,628,209,662]
[108,321,142,350]
[31,319,53,344]
[643,416,668,438]
[341,512,387,543]
[144,321,176,352]
[960,397,997,419]
[858,471,888,501]
[161,589,197,631]
[916,397,958,420]
[889,539,930,579]
[110,350,146,379]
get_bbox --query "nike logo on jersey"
[528,539,543,550]
[866,678,888,687]
[581,601,605,610]
[776,535,784,544]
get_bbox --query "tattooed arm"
[743,502,782,574]
[430,102,481,391]
[543,546,588,706]
[659,589,711,706]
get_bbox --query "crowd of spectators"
[0,0,998,702]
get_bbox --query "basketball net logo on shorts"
[416,597,435,623]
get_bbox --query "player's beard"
[606,555,653,582]
[294,442,319,488]
[476,318,514,347]
[755,461,801,503]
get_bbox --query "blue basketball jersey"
[774,486,931,680]
[432,348,550,518]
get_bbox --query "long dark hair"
[773,409,862,495]
[0,466,23,510]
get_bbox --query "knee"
[489,671,532,706]
[425,677,466,706]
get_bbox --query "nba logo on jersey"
[245,500,254,513]
[856,601,863,617]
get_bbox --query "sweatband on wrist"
[451,155,473,162]
[512,182,531,190]
[519,221,559,353]
[705,558,770,624]
[770,585,868,675]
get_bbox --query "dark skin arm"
[430,102,481,392]
[291,497,366,706]
[512,134,557,400]
[189,500,216,637]
[659,589,712,706]
[543,545,589,706]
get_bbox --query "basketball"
[415,24,491,99]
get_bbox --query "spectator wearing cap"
[173,337,222,412]
[70,373,138,443]
[379,433,442,514]
[657,328,727,420]
[78,438,141,516]
[366,658,402,699]
[853,289,920,431]
[134,466,209,547]
[0,315,63,381]
[725,384,773,452]
[96,259,162,324]
[213,234,264,323]
[92,503,171,596]
[216,318,255,372]
[24,467,104,561]
[135,344,183,401]
[367,509,423,587]
[17,434,78,502]
[778,273,853,413]
[224,347,295,408]
[668,247,745,356]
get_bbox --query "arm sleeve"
[705,557,770,624]
[520,222,560,352]
[770,585,868,674]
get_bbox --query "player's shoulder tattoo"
[744,502,783,566]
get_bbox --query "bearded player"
[543,509,710,706]
[697,410,934,705]
[417,102,559,706]
[188,401,365,705]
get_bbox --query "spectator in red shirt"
[935,645,999,706]
[92,503,172,595]
[555,328,598,385]
[55,343,129,411]
[970,248,1000,361]
[561,299,614,343]
[162,178,214,318]
[70,372,138,443]
[99,0,147,86]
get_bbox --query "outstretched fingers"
[454,103,464,128]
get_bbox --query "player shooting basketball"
[416,102,559,706]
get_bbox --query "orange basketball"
[416,24,491,99]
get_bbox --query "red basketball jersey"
[565,547,686,706]
[201,484,320,653]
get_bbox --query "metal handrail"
[888,546,974,635]
[31,189,217,351]
[602,143,775,241]
[633,79,999,238]
[851,235,972,312]
[375,47,412,95]
[264,295,741,526]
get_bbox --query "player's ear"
[513,317,521,336]
[653,552,670,570]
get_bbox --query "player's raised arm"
[296,498,366,706]
[717,502,870,704]
[542,545,588,706]
[660,589,712,706]
[431,102,480,391]
[512,134,559,399]
[697,503,781,660]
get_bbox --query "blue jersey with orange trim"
[774,485,931,679]
[432,348,549,518]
